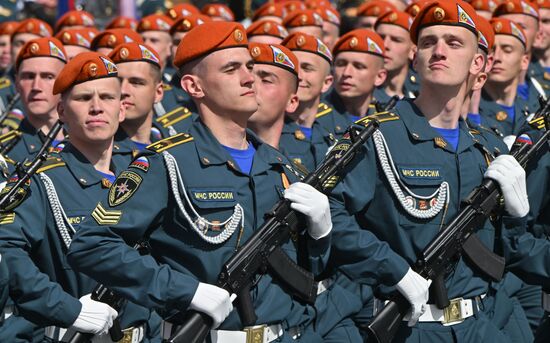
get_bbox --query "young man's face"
[356,16,377,29]
[333,51,386,99]
[171,31,186,63]
[489,35,528,84]
[118,61,163,122]
[376,23,413,73]
[534,8,550,51]
[0,35,11,70]
[414,25,481,88]
[58,77,124,145]
[141,31,172,69]
[294,51,332,103]
[248,63,298,127]
[16,57,65,119]
[11,33,40,61]
[322,22,339,49]
[500,13,539,51]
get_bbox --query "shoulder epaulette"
[33,156,66,173]
[146,132,194,153]
[355,111,400,126]
[316,102,332,118]
[155,106,193,128]
[0,77,11,90]
[528,115,546,130]
[0,130,21,144]
[291,159,309,176]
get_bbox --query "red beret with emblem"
[535,0,550,9]
[106,16,139,30]
[109,42,162,69]
[283,9,324,28]
[490,17,527,48]
[91,29,144,51]
[357,1,397,18]
[469,0,500,13]
[304,0,333,10]
[493,0,540,19]
[253,2,287,21]
[170,15,211,35]
[201,4,235,21]
[137,14,174,33]
[167,4,201,21]
[174,21,248,68]
[247,20,289,40]
[314,6,341,26]
[283,1,307,13]
[12,19,52,40]
[282,32,333,63]
[53,52,118,94]
[410,0,479,44]
[249,42,299,76]
[55,10,95,33]
[476,15,495,53]
[332,29,385,57]
[405,0,434,18]
[375,10,414,31]
[15,37,67,71]
[0,22,19,36]
[55,28,98,49]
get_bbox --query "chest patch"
[190,189,235,202]
[399,166,442,180]
[108,171,142,207]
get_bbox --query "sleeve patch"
[91,202,122,225]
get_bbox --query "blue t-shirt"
[223,143,256,174]
[348,114,360,122]
[299,126,313,140]
[433,126,460,151]
[97,170,116,183]
[544,67,550,74]
[467,113,482,126]
[133,141,149,151]
[517,82,529,101]
[499,104,515,122]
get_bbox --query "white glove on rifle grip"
[189,283,234,328]
[484,155,529,218]
[71,294,118,335]
[283,182,332,240]
[395,268,431,327]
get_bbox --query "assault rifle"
[0,93,20,128]
[367,99,550,343]
[164,115,386,343]
[0,120,62,210]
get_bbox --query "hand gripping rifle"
[367,98,550,343]
[164,116,385,343]
[0,120,62,210]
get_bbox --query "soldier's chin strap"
[162,151,244,245]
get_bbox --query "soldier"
[246,19,289,45]
[11,19,53,66]
[137,14,174,84]
[251,2,286,24]
[0,51,159,343]
[170,15,210,68]
[470,0,498,20]
[67,21,335,342]
[313,5,341,50]
[90,28,143,56]
[283,9,324,38]
[531,0,550,89]
[356,0,397,29]
[53,10,95,33]
[201,3,235,21]
[165,3,201,22]
[0,21,17,77]
[105,16,139,31]
[55,28,97,60]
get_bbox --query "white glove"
[395,268,431,327]
[502,135,517,150]
[71,294,118,335]
[189,283,233,329]
[283,182,332,240]
[484,155,529,217]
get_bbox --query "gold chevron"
[92,202,122,225]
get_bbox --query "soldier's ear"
[469,52,484,76]
[321,73,333,93]
[57,101,65,122]
[154,81,163,104]
[181,74,204,99]
[374,67,387,87]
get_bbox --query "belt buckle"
[244,324,266,343]
[121,327,135,343]
[443,298,463,324]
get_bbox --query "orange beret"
[15,37,67,71]
[167,4,201,21]
[333,29,385,57]
[55,10,95,32]
[53,52,118,94]
[494,0,540,19]
[283,10,324,28]
[283,1,307,13]
[534,0,550,9]
[314,6,341,26]
[0,21,18,36]
[253,2,286,21]
[201,4,235,21]
[106,16,139,30]
[282,32,332,63]
[304,0,333,10]
[470,0,500,13]
[476,15,495,53]
[357,1,397,18]
[55,28,97,49]
[247,20,289,40]
[137,14,174,33]
[170,15,211,35]
[375,10,414,31]
[405,0,433,18]
[174,21,247,68]
[490,17,527,48]
[410,0,479,44]
[12,19,52,40]
[91,29,144,51]
[249,42,299,76]
[109,42,162,68]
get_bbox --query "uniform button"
[294,129,306,140]
[276,156,283,162]
[202,157,210,165]
[412,133,420,139]
[30,144,35,150]
[79,178,87,184]
[336,126,341,131]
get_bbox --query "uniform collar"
[59,143,114,187]
[113,128,139,156]
[19,118,46,154]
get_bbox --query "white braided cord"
[39,173,75,249]
[372,129,450,219]
[162,151,243,244]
